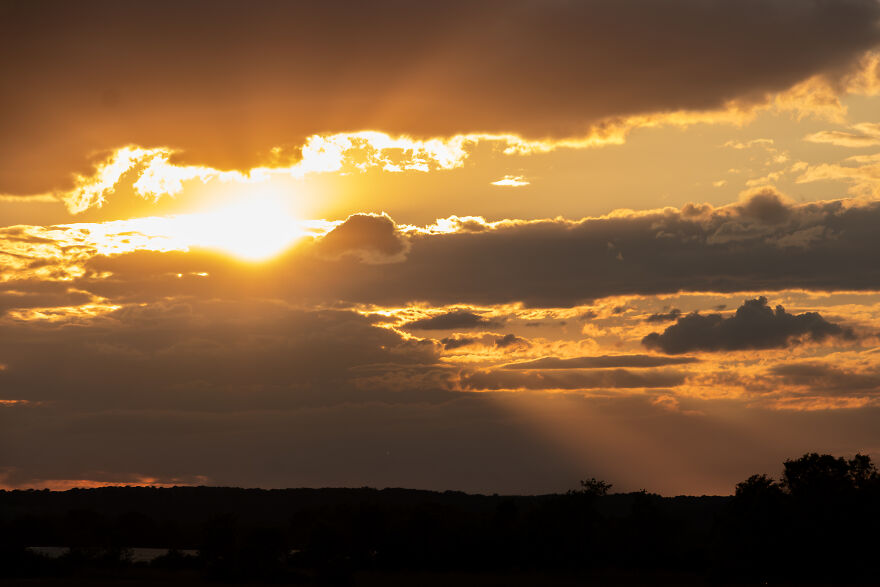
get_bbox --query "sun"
[170,190,306,261]
[78,187,320,262]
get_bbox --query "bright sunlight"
[173,193,304,261]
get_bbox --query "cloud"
[0,394,583,493]
[768,361,880,396]
[460,368,688,391]
[735,188,793,225]
[491,175,530,187]
[0,194,58,203]
[44,133,513,215]
[723,139,776,150]
[440,336,478,350]
[804,130,880,148]
[0,285,94,316]
[294,193,880,307]
[1,290,878,493]
[0,300,447,410]
[503,355,699,369]
[494,333,531,349]
[796,152,880,197]
[403,309,501,331]
[313,213,408,263]
[642,297,856,354]
[3,0,880,195]
[645,309,683,323]
[12,191,880,310]
[804,122,880,147]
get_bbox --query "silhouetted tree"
[782,452,854,497]
[577,477,613,497]
[846,453,879,490]
[720,452,880,583]
[734,473,783,499]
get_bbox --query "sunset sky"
[3,0,880,495]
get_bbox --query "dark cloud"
[404,309,500,331]
[0,394,581,494]
[440,336,478,350]
[0,286,92,316]
[18,191,880,309]
[314,214,407,263]
[737,188,793,225]
[768,362,880,395]
[642,297,856,354]
[0,300,445,410]
[7,389,877,495]
[305,194,880,307]
[494,333,530,349]
[645,309,682,323]
[460,368,687,391]
[504,355,699,369]
[3,0,880,193]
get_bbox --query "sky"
[3,0,880,495]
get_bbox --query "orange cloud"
[4,1,880,197]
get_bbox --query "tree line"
[1,453,878,584]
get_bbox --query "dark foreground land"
[2,453,879,585]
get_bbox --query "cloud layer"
[504,355,699,369]
[6,189,880,312]
[3,0,880,194]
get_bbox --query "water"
[25,546,198,562]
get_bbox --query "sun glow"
[0,192,331,284]
[168,194,306,261]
